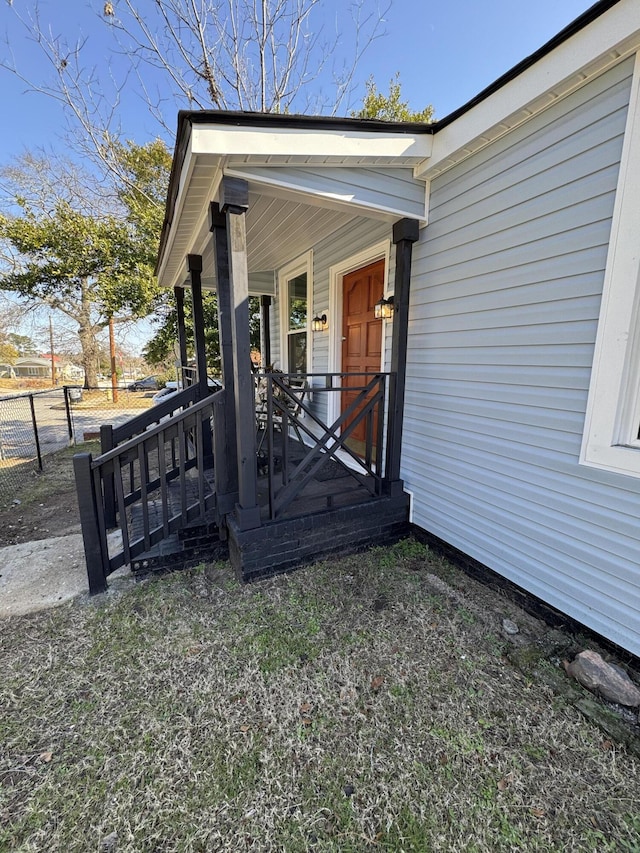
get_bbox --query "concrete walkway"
[0,532,129,618]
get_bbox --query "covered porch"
[74,113,431,591]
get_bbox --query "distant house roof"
[15,357,51,367]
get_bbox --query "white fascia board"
[191,124,432,161]
[416,0,640,179]
[156,141,196,288]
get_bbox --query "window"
[279,252,312,373]
[581,53,640,477]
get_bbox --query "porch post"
[209,202,239,517]
[220,177,261,531]
[260,295,272,368]
[385,218,420,494]
[187,254,214,468]
[174,285,189,385]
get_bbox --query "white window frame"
[278,250,312,373]
[581,52,640,477]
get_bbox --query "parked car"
[152,377,222,405]
[128,375,159,392]
[151,381,179,405]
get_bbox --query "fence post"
[73,452,109,595]
[63,386,74,443]
[100,424,117,528]
[28,393,43,471]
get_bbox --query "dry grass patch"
[1,541,639,852]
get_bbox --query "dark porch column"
[384,218,420,494]
[260,295,272,368]
[220,177,261,531]
[174,285,189,384]
[187,254,214,468]
[209,202,239,518]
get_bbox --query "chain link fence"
[0,386,156,508]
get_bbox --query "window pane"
[288,331,307,373]
[288,273,307,331]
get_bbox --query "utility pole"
[49,316,56,386]
[109,316,118,403]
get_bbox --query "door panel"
[341,259,384,445]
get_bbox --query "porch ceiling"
[157,118,431,292]
[198,190,358,290]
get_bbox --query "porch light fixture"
[312,313,328,332]
[374,295,394,320]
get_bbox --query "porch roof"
[156,113,432,292]
[156,0,639,293]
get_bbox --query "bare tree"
[1,0,389,180]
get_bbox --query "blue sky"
[0,0,597,162]
[0,0,597,354]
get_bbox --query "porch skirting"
[227,492,410,582]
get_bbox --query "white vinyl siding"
[402,57,640,654]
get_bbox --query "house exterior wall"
[401,56,640,654]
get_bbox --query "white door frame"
[327,239,391,426]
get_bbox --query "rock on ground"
[565,650,640,707]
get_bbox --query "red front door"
[341,259,384,444]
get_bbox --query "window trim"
[278,251,312,373]
[581,51,640,476]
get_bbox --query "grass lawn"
[1,541,639,852]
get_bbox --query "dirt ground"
[0,483,81,547]
[0,443,96,547]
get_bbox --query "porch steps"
[128,473,228,576]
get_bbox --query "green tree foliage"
[353,74,434,123]
[7,333,37,356]
[0,341,19,364]
[0,142,170,386]
[114,139,172,264]
[144,291,261,375]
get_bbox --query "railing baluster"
[376,376,386,481]
[74,390,223,590]
[114,458,131,566]
[196,410,205,516]
[139,440,151,551]
[267,376,276,519]
[281,407,289,486]
[158,429,170,536]
[178,417,187,523]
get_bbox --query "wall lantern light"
[374,296,395,320]
[312,313,328,332]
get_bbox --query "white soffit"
[416,0,640,180]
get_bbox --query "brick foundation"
[228,493,410,582]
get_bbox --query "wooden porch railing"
[257,372,390,520]
[74,390,222,594]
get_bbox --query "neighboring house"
[60,363,84,382]
[13,357,52,378]
[78,0,640,657]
